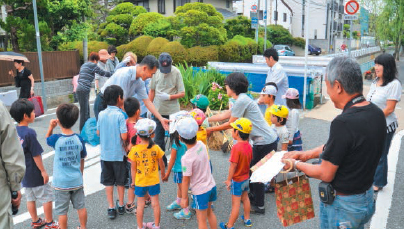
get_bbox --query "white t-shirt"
[366,79,402,127]
[266,62,288,106]
[273,125,289,145]
[286,109,300,141]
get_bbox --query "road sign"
[344,14,358,20]
[251,4,258,12]
[345,0,359,15]
[251,16,258,29]
[264,10,267,19]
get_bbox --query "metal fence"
[0,51,80,86]
[327,46,381,58]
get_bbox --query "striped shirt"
[78,62,111,91]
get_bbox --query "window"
[136,0,150,11]
[226,0,231,8]
[174,0,190,11]
[158,0,165,14]
[197,0,203,2]
[283,13,287,22]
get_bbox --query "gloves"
[122,56,131,64]
[156,92,170,101]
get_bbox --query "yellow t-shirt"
[265,107,273,126]
[196,127,210,159]
[128,144,165,187]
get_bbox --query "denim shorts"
[135,184,160,197]
[320,187,375,229]
[192,186,217,210]
[231,179,249,196]
[173,172,183,184]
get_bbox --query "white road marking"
[370,130,404,229]
[14,145,102,225]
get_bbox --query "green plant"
[146,37,170,58]
[116,36,154,61]
[219,35,258,62]
[161,41,188,65]
[187,45,219,66]
[177,62,197,106]
[58,40,109,62]
[224,16,255,39]
[293,37,306,49]
[207,82,229,110]
[257,37,273,54]
[143,18,172,38]
[129,12,164,36]
[266,25,293,45]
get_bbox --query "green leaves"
[224,16,255,39]
[129,12,165,36]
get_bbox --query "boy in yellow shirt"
[258,83,278,126]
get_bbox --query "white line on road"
[370,130,404,229]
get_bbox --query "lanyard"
[342,95,366,113]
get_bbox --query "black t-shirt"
[16,68,32,98]
[321,103,386,194]
[16,126,44,188]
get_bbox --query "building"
[0,5,6,50]
[128,0,234,17]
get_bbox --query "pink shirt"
[181,141,216,195]
[72,75,79,93]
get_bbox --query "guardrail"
[327,46,381,58]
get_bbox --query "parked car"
[308,44,321,55]
[274,45,295,56]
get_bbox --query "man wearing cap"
[149,53,185,164]
[264,48,288,106]
[94,55,170,131]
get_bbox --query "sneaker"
[173,209,192,220]
[108,208,117,219]
[116,200,125,215]
[145,222,160,229]
[145,200,151,208]
[241,215,253,227]
[166,200,181,211]
[126,202,137,214]
[44,221,60,229]
[31,218,46,228]
[219,222,235,229]
[250,205,265,215]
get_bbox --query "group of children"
[10,75,303,229]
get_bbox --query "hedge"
[116,36,154,61]
[188,45,219,66]
[58,40,109,62]
[146,37,169,58]
[293,37,306,49]
[219,35,258,62]
[161,41,188,65]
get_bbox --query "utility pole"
[330,0,334,53]
[303,0,311,110]
[348,20,352,57]
[275,0,278,25]
[32,0,47,111]
[255,0,261,43]
[83,16,88,63]
[264,0,268,51]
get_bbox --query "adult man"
[0,100,26,228]
[95,49,113,94]
[149,53,185,164]
[264,48,288,106]
[283,57,386,229]
[94,55,170,130]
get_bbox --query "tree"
[224,16,255,39]
[98,3,147,46]
[143,18,172,38]
[343,24,351,38]
[266,25,293,45]
[171,2,227,48]
[129,12,164,37]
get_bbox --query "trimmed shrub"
[109,3,147,16]
[143,18,172,38]
[293,37,306,49]
[58,41,109,62]
[161,41,188,65]
[258,37,273,54]
[266,25,293,45]
[146,37,169,58]
[219,36,258,62]
[116,35,153,61]
[188,45,219,66]
[129,12,164,36]
[224,16,255,39]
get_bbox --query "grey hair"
[325,56,363,95]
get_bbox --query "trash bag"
[80,118,100,146]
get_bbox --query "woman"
[77,52,111,131]
[9,60,34,99]
[366,53,402,192]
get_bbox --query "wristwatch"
[294,160,301,171]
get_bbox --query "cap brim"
[230,122,237,130]
[160,65,171,74]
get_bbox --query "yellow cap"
[230,118,253,134]
[269,104,289,118]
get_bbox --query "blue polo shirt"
[97,105,127,161]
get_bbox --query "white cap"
[176,117,198,140]
[260,85,277,95]
[169,111,192,134]
[135,118,156,137]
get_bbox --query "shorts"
[25,183,54,204]
[135,184,160,197]
[54,188,85,216]
[231,179,249,196]
[192,186,217,210]
[125,161,134,189]
[101,160,127,186]
[173,172,183,184]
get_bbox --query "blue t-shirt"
[97,105,127,161]
[172,141,187,173]
[16,126,44,188]
[47,134,87,189]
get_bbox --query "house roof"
[216,8,237,19]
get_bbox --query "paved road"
[12,60,404,229]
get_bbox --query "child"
[190,94,210,128]
[258,83,278,126]
[270,105,290,151]
[123,97,141,214]
[220,118,253,229]
[189,108,208,146]
[9,99,59,229]
[163,115,191,219]
[45,103,87,229]
[128,119,165,229]
[97,85,128,219]
[177,117,217,229]
[283,88,303,151]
